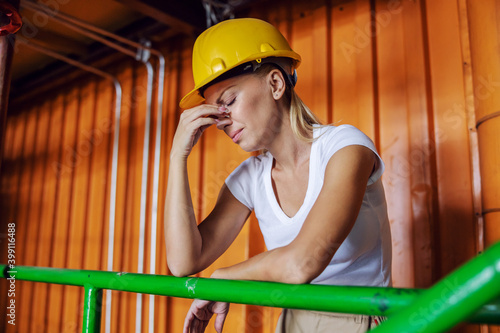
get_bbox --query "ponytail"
[288,88,322,142]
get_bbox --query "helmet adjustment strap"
[250,58,298,88]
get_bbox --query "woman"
[164,18,391,333]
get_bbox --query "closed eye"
[226,97,236,107]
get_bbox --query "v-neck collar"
[263,128,320,224]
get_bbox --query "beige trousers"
[275,309,384,333]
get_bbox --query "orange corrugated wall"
[0,0,498,332]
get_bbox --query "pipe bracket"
[0,2,22,36]
[476,110,500,128]
[482,208,500,216]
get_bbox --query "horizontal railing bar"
[1,264,498,324]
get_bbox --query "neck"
[266,118,312,171]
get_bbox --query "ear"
[267,69,287,100]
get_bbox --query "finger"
[214,312,228,333]
[212,302,230,333]
[190,318,200,333]
[190,319,197,333]
[215,118,232,130]
[186,116,218,132]
[182,105,224,121]
[189,319,196,333]
[187,118,217,145]
[194,318,204,333]
[201,320,210,332]
[183,303,202,333]
[183,312,194,333]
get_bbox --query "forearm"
[211,245,315,284]
[164,156,203,276]
[164,105,232,277]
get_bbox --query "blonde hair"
[289,88,323,141]
[254,62,323,142]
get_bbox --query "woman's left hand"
[183,299,230,333]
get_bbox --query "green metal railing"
[2,241,500,333]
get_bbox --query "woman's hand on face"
[183,299,230,333]
[171,105,232,160]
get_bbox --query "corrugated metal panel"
[1,0,496,332]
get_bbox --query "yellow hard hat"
[179,18,301,109]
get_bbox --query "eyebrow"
[215,85,236,105]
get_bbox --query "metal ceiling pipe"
[20,2,166,332]
[466,0,500,251]
[16,42,124,259]
[19,36,122,333]
[21,2,165,332]
[145,52,164,333]
[41,14,168,333]
[38,10,167,333]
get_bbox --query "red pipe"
[0,0,20,174]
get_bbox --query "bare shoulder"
[327,145,375,171]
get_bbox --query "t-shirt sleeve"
[321,125,385,185]
[224,157,257,210]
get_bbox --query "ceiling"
[10,0,328,98]
[10,0,238,94]
[13,1,145,80]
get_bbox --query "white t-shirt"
[225,125,392,287]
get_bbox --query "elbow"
[278,253,324,285]
[282,272,311,285]
[166,255,198,277]
[278,240,338,284]
[168,262,197,277]
[283,266,317,285]
[166,244,203,277]
[168,265,190,278]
